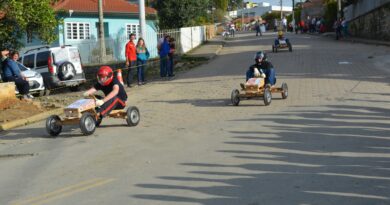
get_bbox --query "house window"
[126,24,140,39]
[66,22,90,40]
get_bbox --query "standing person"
[168,37,176,77]
[1,50,32,99]
[125,33,137,87]
[274,18,278,32]
[159,35,170,78]
[282,17,287,32]
[136,38,150,85]
[255,20,262,36]
[229,23,235,37]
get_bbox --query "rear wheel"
[282,83,288,99]
[126,106,140,126]
[80,112,96,135]
[263,88,272,106]
[46,115,62,137]
[231,89,240,106]
[58,62,76,81]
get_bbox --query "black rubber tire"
[126,106,140,126]
[263,88,272,106]
[69,86,80,92]
[46,115,62,137]
[80,112,96,136]
[282,83,288,99]
[231,89,240,106]
[58,62,76,81]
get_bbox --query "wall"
[180,26,206,53]
[344,0,390,21]
[348,2,390,41]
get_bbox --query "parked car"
[16,62,45,96]
[19,45,86,93]
[0,62,45,97]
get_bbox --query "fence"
[78,24,216,65]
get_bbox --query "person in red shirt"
[125,33,137,88]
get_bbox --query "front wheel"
[263,88,272,106]
[231,89,240,106]
[80,112,96,135]
[46,115,62,137]
[126,106,140,126]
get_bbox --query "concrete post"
[98,0,106,62]
[139,0,146,39]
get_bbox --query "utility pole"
[280,0,283,20]
[292,0,295,33]
[241,3,244,31]
[139,0,146,39]
[337,0,342,19]
[98,0,106,62]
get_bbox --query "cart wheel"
[46,115,62,137]
[231,89,240,106]
[281,83,288,99]
[126,106,140,126]
[263,88,272,106]
[80,112,96,136]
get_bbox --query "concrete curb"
[318,33,390,47]
[0,108,63,131]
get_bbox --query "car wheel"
[80,112,96,136]
[126,106,140,126]
[282,83,288,99]
[69,86,80,92]
[58,62,76,81]
[46,115,62,137]
[231,89,240,106]
[263,88,272,106]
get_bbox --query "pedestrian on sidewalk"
[125,33,137,87]
[159,35,170,78]
[229,23,236,37]
[334,19,342,40]
[168,37,176,77]
[1,50,32,99]
[255,20,262,36]
[136,38,150,85]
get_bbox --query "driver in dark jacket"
[246,51,276,86]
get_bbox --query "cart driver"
[83,66,127,118]
[245,51,276,86]
[275,31,290,46]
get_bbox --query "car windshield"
[16,62,28,71]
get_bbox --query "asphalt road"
[1,32,390,205]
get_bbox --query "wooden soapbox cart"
[231,77,288,106]
[45,96,140,136]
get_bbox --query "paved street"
[1,32,390,205]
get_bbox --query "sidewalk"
[320,32,390,47]
[185,35,225,60]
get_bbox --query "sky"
[251,0,296,7]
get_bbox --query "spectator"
[274,19,278,32]
[282,17,287,32]
[159,35,170,78]
[136,38,150,85]
[334,19,342,40]
[1,50,32,99]
[255,20,262,36]
[125,33,137,88]
[229,23,235,37]
[168,37,176,77]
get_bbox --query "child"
[83,66,127,119]
[246,51,276,86]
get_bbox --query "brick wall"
[348,2,390,41]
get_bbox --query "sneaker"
[27,94,34,99]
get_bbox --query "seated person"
[83,66,127,120]
[274,31,290,46]
[1,50,33,99]
[245,51,276,86]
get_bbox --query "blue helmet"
[254,51,267,62]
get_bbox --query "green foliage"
[156,0,210,29]
[0,0,61,50]
[214,0,228,11]
[324,0,337,30]
[228,0,243,10]
[262,11,281,25]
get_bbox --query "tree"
[0,0,61,50]
[228,0,243,11]
[324,0,337,30]
[156,0,210,29]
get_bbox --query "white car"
[16,62,46,96]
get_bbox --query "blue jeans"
[127,61,136,86]
[246,68,276,85]
[160,56,169,77]
[137,59,146,83]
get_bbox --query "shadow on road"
[132,104,390,205]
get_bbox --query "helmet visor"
[97,73,112,85]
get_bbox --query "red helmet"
[97,66,113,86]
